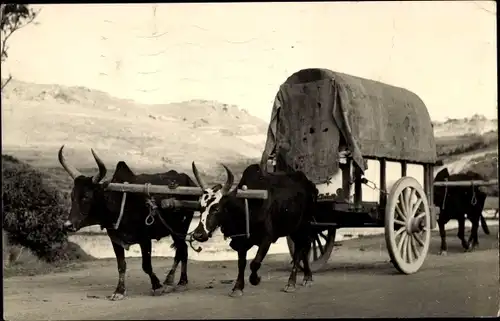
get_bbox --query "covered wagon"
[261,68,440,274]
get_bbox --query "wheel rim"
[385,177,431,275]
[287,228,336,272]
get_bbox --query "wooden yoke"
[104,183,268,199]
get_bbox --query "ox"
[190,162,318,297]
[58,145,198,300]
[434,168,490,255]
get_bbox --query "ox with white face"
[191,162,234,242]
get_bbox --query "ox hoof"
[175,284,188,292]
[465,245,477,252]
[162,285,176,294]
[229,289,243,297]
[249,274,261,286]
[164,275,175,287]
[438,250,447,256]
[151,287,164,296]
[109,293,126,301]
[302,279,313,287]
[282,284,296,293]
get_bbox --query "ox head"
[191,162,235,242]
[58,145,107,232]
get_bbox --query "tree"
[0,4,39,90]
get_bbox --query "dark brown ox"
[434,167,490,255]
[191,162,318,297]
[58,145,198,300]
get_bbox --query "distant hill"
[432,114,497,138]
[433,115,497,195]
[1,79,268,177]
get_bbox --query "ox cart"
[103,68,439,276]
[261,68,440,275]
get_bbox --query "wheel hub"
[407,215,425,234]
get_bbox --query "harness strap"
[442,178,448,210]
[113,182,129,229]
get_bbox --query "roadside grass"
[436,130,498,158]
[3,241,92,278]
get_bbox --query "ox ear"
[113,161,136,183]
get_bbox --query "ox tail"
[480,212,490,235]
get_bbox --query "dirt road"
[4,226,499,319]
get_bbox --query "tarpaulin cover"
[260,68,437,184]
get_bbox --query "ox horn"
[191,161,208,190]
[91,148,107,183]
[220,163,234,195]
[58,145,83,180]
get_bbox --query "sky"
[2,1,497,122]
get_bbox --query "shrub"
[2,154,91,262]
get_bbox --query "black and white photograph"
[2,1,498,319]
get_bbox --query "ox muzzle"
[191,222,210,243]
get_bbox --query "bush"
[2,154,91,262]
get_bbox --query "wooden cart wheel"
[286,228,336,272]
[385,176,431,275]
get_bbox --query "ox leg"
[163,212,192,294]
[230,249,247,297]
[284,236,303,293]
[163,258,179,294]
[249,237,272,287]
[165,235,189,293]
[110,242,127,300]
[457,215,469,251]
[467,213,480,251]
[301,238,313,287]
[139,240,163,296]
[438,217,448,256]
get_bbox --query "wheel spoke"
[411,198,422,217]
[404,188,412,212]
[395,204,407,221]
[394,219,406,226]
[407,236,414,263]
[398,192,408,218]
[413,232,424,247]
[401,234,409,262]
[410,235,420,258]
[319,231,328,242]
[406,188,416,218]
[397,232,408,253]
[315,235,324,254]
[415,211,426,221]
[395,226,405,238]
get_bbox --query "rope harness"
[442,178,448,210]
[470,181,477,206]
[114,182,202,253]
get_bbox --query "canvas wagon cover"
[260,68,437,184]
